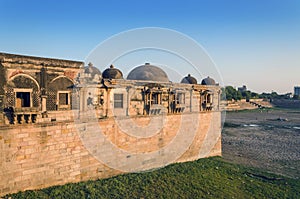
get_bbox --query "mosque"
[0,52,222,196]
[0,52,221,124]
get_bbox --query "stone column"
[158,93,161,104]
[126,87,130,116]
[190,89,193,112]
[41,95,47,112]
[106,89,111,117]
[143,89,148,115]
[167,89,170,113]
[79,88,87,119]
[218,90,221,111]
[149,92,152,106]
[199,91,202,112]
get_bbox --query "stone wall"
[225,99,272,111]
[0,111,221,196]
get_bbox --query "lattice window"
[47,90,57,111]
[5,88,15,107]
[32,90,40,107]
[71,90,79,110]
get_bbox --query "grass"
[4,157,300,199]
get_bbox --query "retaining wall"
[0,112,221,196]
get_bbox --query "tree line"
[222,86,299,101]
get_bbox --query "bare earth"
[222,108,300,179]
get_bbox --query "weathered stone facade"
[0,52,82,125]
[0,52,222,196]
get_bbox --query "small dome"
[102,65,123,79]
[181,74,197,84]
[83,62,101,83]
[201,76,216,85]
[127,63,169,82]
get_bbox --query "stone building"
[238,85,247,93]
[0,52,222,196]
[79,62,221,120]
[0,52,83,125]
[0,53,221,124]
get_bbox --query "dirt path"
[222,108,300,179]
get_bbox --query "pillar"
[41,95,47,112]
[190,89,193,112]
[126,87,130,116]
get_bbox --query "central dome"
[127,63,169,82]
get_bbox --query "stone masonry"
[0,112,221,196]
[0,52,222,196]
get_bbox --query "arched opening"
[6,74,40,110]
[47,76,74,111]
[4,74,40,124]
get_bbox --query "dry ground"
[222,108,300,179]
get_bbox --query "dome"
[127,63,169,82]
[102,65,123,79]
[201,76,216,85]
[83,62,101,83]
[181,74,197,84]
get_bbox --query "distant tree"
[283,93,293,99]
[236,91,243,100]
[259,91,295,100]
[241,91,251,100]
[224,86,244,101]
[271,91,279,99]
[259,92,271,99]
[225,86,237,100]
[224,86,293,101]
[251,92,259,99]
[293,95,300,100]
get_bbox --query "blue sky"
[0,0,299,93]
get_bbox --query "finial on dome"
[110,64,114,68]
[188,74,191,77]
[145,63,150,65]
[88,62,93,67]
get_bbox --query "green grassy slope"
[5,157,299,199]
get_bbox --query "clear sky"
[0,0,299,94]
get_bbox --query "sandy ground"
[222,108,300,179]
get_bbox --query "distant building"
[295,86,300,96]
[238,85,247,93]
